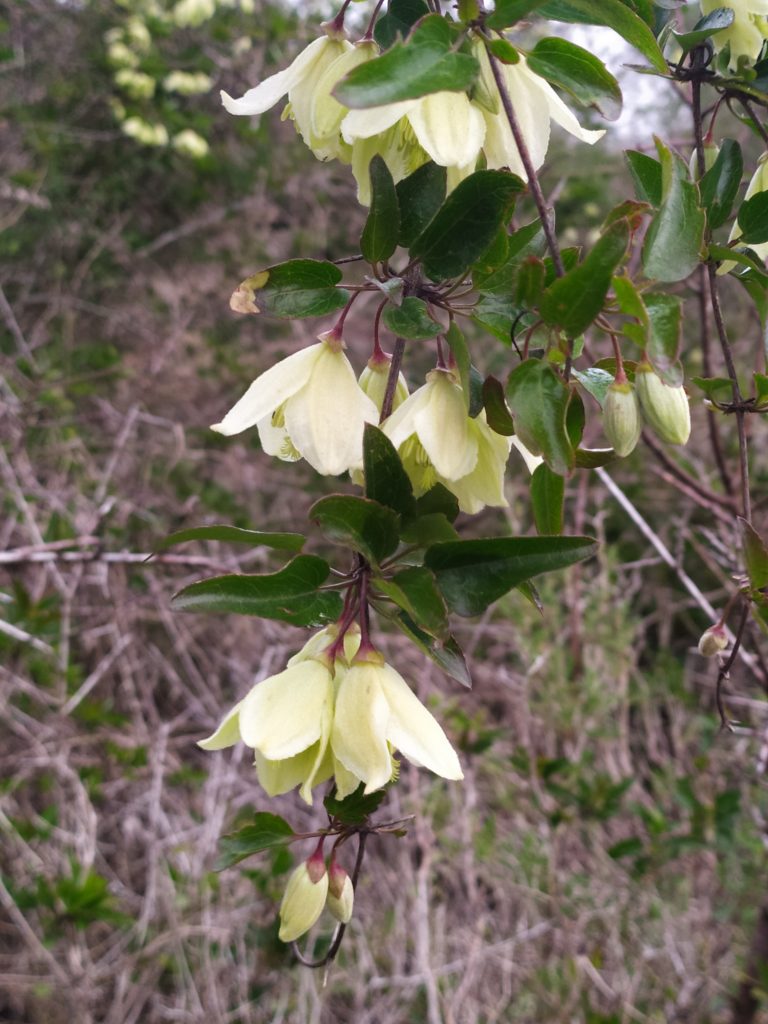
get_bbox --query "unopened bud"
[278,853,328,943]
[603,380,642,457]
[635,364,691,446]
[358,358,408,415]
[698,624,729,658]
[326,862,354,924]
[688,139,719,180]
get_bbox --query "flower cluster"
[199,625,463,805]
[278,844,354,943]
[603,364,691,456]
[222,26,604,204]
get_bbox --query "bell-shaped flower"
[719,152,768,274]
[331,650,463,794]
[357,353,409,415]
[221,32,352,157]
[309,40,378,161]
[349,122,429,205]
[278,851,329,943]
[211,333,379,476]
[700,0,768,65]
[439,412,511,515]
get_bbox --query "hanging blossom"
[198,626,463,804]
[700,0,768,66]
[210,329,379,476]
[719,152,768,275]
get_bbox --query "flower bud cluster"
[603,364,691,456]
[278,849,354,943]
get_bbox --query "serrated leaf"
[382,296,442,339]
[643,139,705,283]
[396,161,447,248]
[700,139,743,229]
[425,535,598,616]
[363,423,416,520]
[154,525,305,554]
[231,260,348,319]
[361,156,400,263]
[527,37,622,119]
[310,494,400,565]
[324,784,386,824]
[531,464,565,534]
[410,170,524,280]
[172,556,341,626]
[215,813,295,870]
[506,359,575,475]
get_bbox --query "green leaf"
[374,0,430,49]
[474,218,548,293]
[171,555,342,626]
[740,517,768,590]
[382,296,442,339]
[625,150,662,207]
[673,7,734,53]
[574,447,616,468]
[754,371,768,405]
[396,161,447,248]
[445,321,471,408]
[540,219,630,335]
[515,256,547,308]
[699,139,743,229]
[482,375,516,435]
[738,191,768,245]
[232,260,348,319]
[373,566,449,639]
[324,785,386,825]
[361,156,400,263]
[537,0,667,72]
[472,293,523,344]
[643,139,705,283]
[399,512,460,545]
[363,423,416,520]
[215,813,295,871]
[414,483,460,522]
[410,170,524,280]
[425,535,598,616]
[486,38,521,63]
[690,375,733,402]
[394,611,472,687]
[644,292,683,385]
[527,37,622,120]
[572,366,615,407]
[153,525,305,554]
[612,274,649,325]
[531,464,565,534]
[506,359,575,475]
[486,0,549,29]
[309,494,400,565]
[336,15,480,107]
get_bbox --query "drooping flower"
[278,850,329,942]
[331,649,463,794]
[700,0,768,65]
[719,152,768,274]
[211,333,379,476]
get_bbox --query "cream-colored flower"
[164,70,213,95]
[357,355,409,415]
[172,129,210,159]
[173,0,216,28]
[278,857,328,942]
[115,68,156,100]
[720,152,768,274]
[440,413,511,515]
[121,117,169,147]
[211,335,379,476]
[701,0,768,65]
[326,862,354,923]
[331,652,463,794]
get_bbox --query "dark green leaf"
[644,292,683,385]
[445,322,471,408]
[482,375,516,435]
[643,139,705,283]
[171,556,342,626]
[486,0,549,29]
[540,219,630,335]
[232,260,348,319]
[363,423,416,520]
[394,611,472,687]
[625,150,662,206]
[574,447,616,468]
[374,566,449,639]
[414,483,460,522]
[153,525,304,554]
[399,512,460,545]
[310,494,400,565]
[537,0,667,71]
[739,517,768,589]
[396,161,447,248]
[700,139,743,229]
[374,0,430,49]
[382,296,442,339]
[324,784,386,824]
[527,37,622,119]
[336,16,480,107]
[515,256,547,308]
[425,535,598,616]
[486,38,521,63]
[612,274,649,326]
[215,813,295,870]
[531,464,565,534]
[673,7,734,53]
[472,293,524,345]
[473,228,510,282]
[738,191,768,245]
[506,359,575,475]
[410,170,524,280]
[474,219,548,293]
[361,156,400,263]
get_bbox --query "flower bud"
[698,624,729,658]
[358,357,408,415]
[326,862,354,924]
[278,853,329,943]
[635,364,691,446]
[603,380,642,457]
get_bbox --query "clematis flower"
[439,413,512,515]
[278,848,328,942]
[211,332,379,476]
[719,152,768,274]
[700,0,768,65]
[332,649,463,794]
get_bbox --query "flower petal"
[239,660,333,759]
[254,747,323,797]
[414,372,477,480]
[341,98,419,142]
[381,380,433,449]
[221,37,332,116]
[441,413,510,514]
[211,343,323,436]
[526,61,605,146]
[511,436,543,474]
[407,92,485,168]
[377,664,463,781]
[257,411,301,461]
[197,699,244,750]
[332,663,393,793]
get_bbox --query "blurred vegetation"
[2,2,768,1022]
